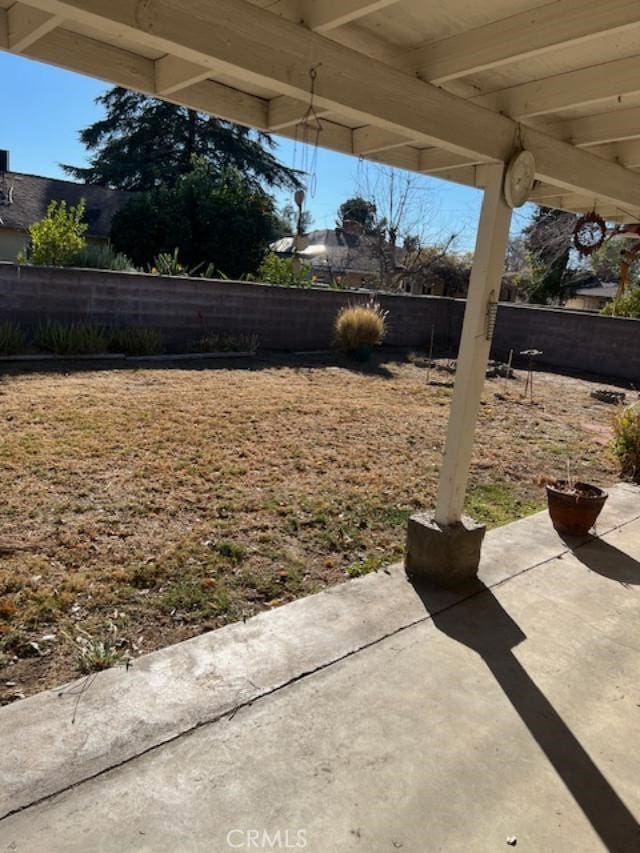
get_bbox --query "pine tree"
[337,196,378,232]
[62,87,299,191]
[522,207,578,304]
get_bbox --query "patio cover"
[2,0,640,222]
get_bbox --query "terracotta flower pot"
[545,480,608,537]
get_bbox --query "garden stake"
[503,348,513,394]
[521,349,542,402]
[427,323,435,384]
[566,459,573,491]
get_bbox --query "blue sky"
[1,51,531,252]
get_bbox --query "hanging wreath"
[573,211,606,256]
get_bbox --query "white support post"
[434,163,512,526]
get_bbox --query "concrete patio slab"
[1,485,639,851]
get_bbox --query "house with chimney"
[271,219,408,290]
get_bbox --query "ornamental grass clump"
[108,326,164,356]
[0,321,27,355]
[334,299,387,357]
[612,403,640,483]
[35,320,108,355]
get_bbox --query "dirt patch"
[0,355,620,701]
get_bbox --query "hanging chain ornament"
[573,211,606,256]
[293,65,323,198]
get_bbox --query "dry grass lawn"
[0,355,621,702]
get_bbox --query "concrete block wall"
[0,263,458,352]
[491,303,640,382]
[1,263,638,381]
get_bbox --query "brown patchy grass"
[0,355,620,701]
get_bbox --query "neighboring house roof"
[574,283,618,299]
[0,171,129,239]
[271,227,405,277]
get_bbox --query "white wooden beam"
[12,0,518,160]
[268,95,331,130]
[428,165,483,189]
[13,0,640,210]
[546,196,638,222]
[393,0,640,83]
[352,126,411,154]
[560,106,640,147]
[7,3,61,52]
[155,55,210,96]
[529,196,635,223]
[520,123,640,208]
[529,189,599,208]
[24,29,270,128]
[275,117,353,159]
[26,27,156,92]
[528,183,566,202]
[434,164,512,525]
[528,184,640,221]
[528,184,635,211]
[326,20,398,61]
[419,149,484,173]
[551,194,628,215]
[166,79,269,128]
[472,55,640,119]
[300,0,399,33]
[367,146,421,172]
[588,140,640,169]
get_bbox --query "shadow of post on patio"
[410,578,640,852]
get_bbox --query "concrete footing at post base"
[405,512,486,586]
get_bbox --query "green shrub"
[613,403,640,482]
[601,286,640,319]
[195,332,258,354]
[108,327,164,356]
[255,253,311,287]
[334,299,388,353]
[0,321,27,355]
[35,320,108,355]
[111,160,278,278]
[21,200,88,267]
[75,243,137,271]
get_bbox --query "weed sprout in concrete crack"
[63,625,130,675]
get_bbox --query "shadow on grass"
[0,349,402,380]
[409,576,640,852]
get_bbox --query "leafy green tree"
[110,157,278,278]
[601,286,640,318]
[590,238,640,284]
[254,253,312,286]
[21,200,88,266]
[337,196,377,232]
[273,203,314,238]
[63,87,299,192]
